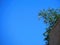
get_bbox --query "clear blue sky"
[1,0,60,45]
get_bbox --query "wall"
[49,19,60,45]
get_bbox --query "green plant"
[38,8,60,45]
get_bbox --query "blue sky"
[1,0,60,45]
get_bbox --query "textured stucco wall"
[49,19,60,45]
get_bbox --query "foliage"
[38,8,60,45]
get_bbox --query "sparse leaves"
[39,8,60,45]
